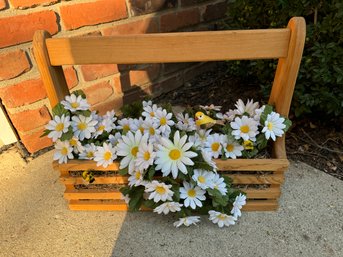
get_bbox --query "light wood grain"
[32,30,70,108]
[46,29,290,65]
[68,199,278,211]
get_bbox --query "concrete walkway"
[0,148,342,257]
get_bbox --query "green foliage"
[223,0,343,118]
[121,100,144,119]
[52,103,69,117]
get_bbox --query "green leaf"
[283,118,292,132]
[260,105,273,125]
[60,127,73,141]
[119,186,130,196]
[142,199,156,209]
[172,184,180,202]
[40,129,50,138]
[118,167,128,175]
[76,110,91,117]
[73,90,86,99]
[128,186,145,212]
[256,133,268,150]
[147,166,155,181]
[52,103,69,117]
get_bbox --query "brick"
[9,106,51,132]
[19,128,52,153]
[160,8,201,32]
[0,78,46,108]
[83,81,113,106]
[63,66,78,89]
[113,73,131,93]
[0,50,30,80]
[92,96,123,115]
[10,0,58,8]
[60,0,128,30]
[81,64,119,81]
[203,2,227,22]
[180,0,207,7]
[0,0,7,9]
[129,0,176,15]
[0,11,58,48]
[103,17,159,35]
[129,64,161,86]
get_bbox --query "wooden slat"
[216,159,289,171]
[241,200,278,211]
[68,199,278,211]
[61,173,284,186]
[54,158,289,172]
[243,187,280,199]
[46,29,290,65]
[64,189,122,200]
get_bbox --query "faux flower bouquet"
[44,90,291,228]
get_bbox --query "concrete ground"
[0,148,342,257]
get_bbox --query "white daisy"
[204,133,225,158]
[235,99,259,116]
[46,114,71,142]
[222,109,238,122]
[189,129,212,149]
[117,131,147,174]
[128,170,145,187]
[142,100,152,107]
[95,117,116,137]
[153,202,182,215]
[135,141,156,171]
[176,113,196,132]
[142,118,161,143]
[208,210,237,228]
[201,150,217,171]
[134,117,145,134]
[155,131,197,179]
[223,140,244,159]
[212,174,227,195]
[108,132,122,146]
[192,169,215,190]
[53,140,73,164]
[69,136,84,153]
[71,115,97,140]
[103,110,117,123]
[199,104,222,112]
[231,116,259,141]
[173,216,200,228]
[262,112,286,141]
[155,109,174,136]
[253,105,265,122]
[180,181,206,209]
[61,94,89,112]
[142,104,160,119]
[231,193,247,218]
[145,181,174,203]
[79,143,97,160]
[117,118,137,133]
[94,143,117,168]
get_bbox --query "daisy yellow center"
[240,125,250,133]
[139,126,144,133]
[214,185,219,190]
[87,151,94,158]
[243,140,254,150]
[70,139,77,146]
[150,112,155,117]
[217,214,226,220]
[78,122,87,131]
[144,151,151,161]
[160,117,167,125]
[169,149,181,160]
[267,122,273,130]
[61,147,68,155]
[98,125,105,131]
[71,102,79,109]
[123,124,130,132]
[156,186,166,195]
[198,176,205,184]
[131,146,139,157]
[149,127,155,135]
[55,123,64,132]
[226,144,234,152]
[211,142,220,152]
[103,151,112,161]
[187,189,196,198]
[135,172,141,180]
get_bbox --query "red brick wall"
[0,0,227,153]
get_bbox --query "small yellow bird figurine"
[195,112,224,127]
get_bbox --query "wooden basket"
[54,158,289,212]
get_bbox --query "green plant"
[223,0,343,118]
